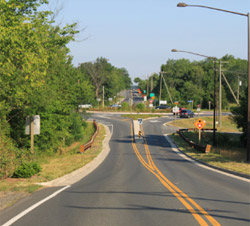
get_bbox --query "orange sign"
[194,118,206,130]
[80,144,84,153]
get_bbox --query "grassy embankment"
[169,115,249,175]
[0,122,106,209]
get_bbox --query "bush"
[0,133,16,179]
[13,162,42,178]
[121,102,129,111]
[136,103,145,111]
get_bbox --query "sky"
[42,0,250,81]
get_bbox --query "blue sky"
[43,0,250,81]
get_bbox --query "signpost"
[159,100,167,105]
[172,106,179,123]
[194,118,206,143]
[25,115,40,154]
[138,118,143,138]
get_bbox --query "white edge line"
[163,134,250,183]
[2,185,71,226]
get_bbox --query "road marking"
[2,185,71,226]
[149,120,159,123]
[131,123,221,226]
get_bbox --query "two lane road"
[1,114,249,226]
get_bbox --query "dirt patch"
[0,191,29,210]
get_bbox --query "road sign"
[25,115,40,135]
[172,106,179,113]
[194,118,206,130]
[160,100,167,105]
[138,118,143,125]
[150,93,155,97]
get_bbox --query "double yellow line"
[130,122,220,226]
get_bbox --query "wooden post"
[30,116,34,154]
[198,129,201,143]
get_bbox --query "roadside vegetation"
[0,123,106,210]
[168,116,249,175]
[0,1,132,181]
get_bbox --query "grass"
[169,116,249,175]
[0,122,106,209]
[169,116,241,132]
[168,115,241,132]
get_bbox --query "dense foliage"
[134,56,247,109]
[0,0,132,178]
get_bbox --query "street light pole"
[177,3,250,161]
[171,49,217,146]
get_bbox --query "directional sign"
[172,106,179,113]
[194,118,206,130]
[138,118,143,125]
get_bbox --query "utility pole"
[218,61,228,127]
[102,86,104,108]
[159,72,163,105]
[237,76,241,102]
[162,75,173,105]
[219,61,222,128]
[147,76,149,96]
[151,75,153,92]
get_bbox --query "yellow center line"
[131,122,221,226]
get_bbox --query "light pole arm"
[171,49,216,60]
[178,3,248,17]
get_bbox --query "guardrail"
[80,120,99,153]
[177,128,215,153]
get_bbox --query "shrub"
[136,103,145,111]
[121,102,129,111]
[0,134,16,179]
[13,162,42,178]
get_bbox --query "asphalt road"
[1,113,249,226]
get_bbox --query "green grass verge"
[168,115,240,132]
[170,133,249,175]
[0,122,106,209]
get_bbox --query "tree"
[231,88,247,145]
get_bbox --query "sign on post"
[138,118,143,125]
[25,115,40,154]
[194,118,206,143]
[194,118,206,130]
[172,106,179,113]
[25,115,40,135]
[159,100,167,105]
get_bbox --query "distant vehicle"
[79,104,92,109]
[109,104,121,108]
[179,109,194,118]
[155,105,171,110]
